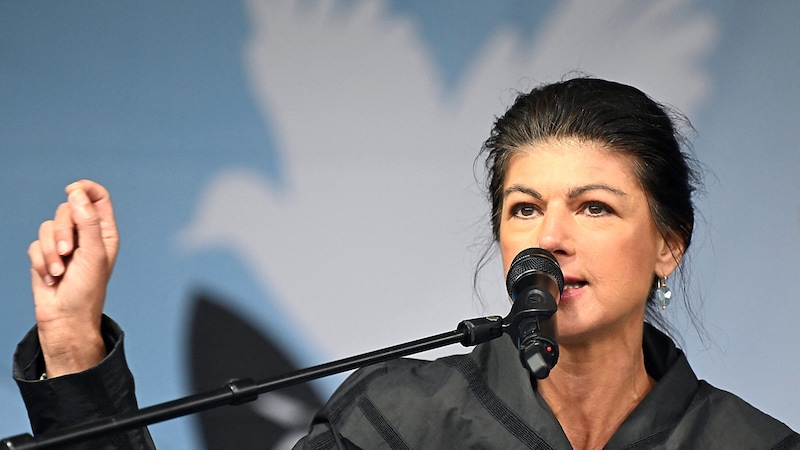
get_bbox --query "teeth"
[564,282,585,289]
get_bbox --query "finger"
[37,220,64,277]
[53,202,75,256]
[66,180,119,261]
[28,240,56,287]
[66,180,116,226]
[65,188,106,259]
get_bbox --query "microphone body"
[503,248,564,379]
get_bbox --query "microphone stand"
[1,316,505,449]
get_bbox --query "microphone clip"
[503,281,559,379]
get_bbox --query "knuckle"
[56,201,70,213]
[38,220,53,234]
[27,241,39,257]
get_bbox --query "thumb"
[66,181,119,267]
[67,188,107,261]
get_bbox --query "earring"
[655,277,672,310]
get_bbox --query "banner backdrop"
[2,1,798,447]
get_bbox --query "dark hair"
[477,77,703,335]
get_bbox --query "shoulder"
[321,352,470,422]
[300,336,562,449]
[670,381,799,449]
[300,353,472,449]
[322,333,525,415]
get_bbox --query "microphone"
[503,248,564,379]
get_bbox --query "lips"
[561,278,586,300]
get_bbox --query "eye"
[582,201,614,217]
[511,203,539,219]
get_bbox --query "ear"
[655,233,684,278]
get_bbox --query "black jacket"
[295,323,799,449]
[13,317,799,449]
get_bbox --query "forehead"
[504,139,641,189]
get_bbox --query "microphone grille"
[505,248,565,296]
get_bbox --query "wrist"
[38,322,107,378]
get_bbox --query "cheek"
[498,235,524,277]
[498,236,515,276]
[599,233,660,295]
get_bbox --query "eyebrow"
[503,185,543,200]
[503,183,627,199]
[568,184,627,198]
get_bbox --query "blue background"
[2,1,799,448]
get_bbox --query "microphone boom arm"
[1,316,504,449]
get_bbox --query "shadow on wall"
[189,292,324,449]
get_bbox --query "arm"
[27,180,117,377]
[16,180,154,448]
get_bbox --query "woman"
[15,78,798,449]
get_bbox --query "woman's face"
[498,139,679,345]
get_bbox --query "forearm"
[13,315,155,449]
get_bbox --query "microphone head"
[505,248,565,298]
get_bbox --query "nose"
[536,206,573,256]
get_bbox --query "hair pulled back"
[479,77,702,328]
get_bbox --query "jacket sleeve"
[13,315,156,449]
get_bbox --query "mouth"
[561,279,587,299]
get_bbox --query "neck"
[538,326,654,450]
